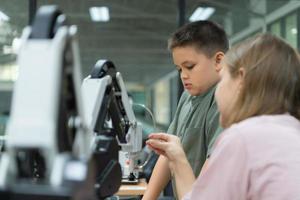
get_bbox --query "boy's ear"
[214,52,225,72]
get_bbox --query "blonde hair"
[223,33,300,127]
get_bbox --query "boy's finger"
[146,140,158,149]
[148,133,169,141]
[146,139,168,150]
[146,143,165,155]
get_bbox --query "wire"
[0,135,7,152]
[132,103,156,132]
[132,103,156,170]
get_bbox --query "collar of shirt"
[188,84,217,108]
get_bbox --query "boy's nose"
[181,71,188,79]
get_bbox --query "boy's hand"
[146,133,186,164]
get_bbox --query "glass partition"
[0,0,28,136]
[285,13,298,48]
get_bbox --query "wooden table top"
[116,179,147,196]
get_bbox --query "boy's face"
[172,46,219,96]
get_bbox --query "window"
[154,79,170,126]
[269,20,282,37]
[285,13,298,48]
[0,0,28,136]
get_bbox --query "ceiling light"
[0,11,9,22]
[89,7,109,22]
[291,28,297,35]
[189,7,215,22]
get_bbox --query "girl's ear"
[237,67,245,90]
[215,52,225,72]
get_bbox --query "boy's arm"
[171,155,196,200]
[142,155,171,200]
[146,133,195,200]
[142,92,188,200]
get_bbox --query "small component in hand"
[128,172,135,181]
[121,173,139,184]
[121,178,139,184]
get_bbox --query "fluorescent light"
[189,7,215,22]
[89,7,109,22]
[0,11,9,22]
[291,28,297,35]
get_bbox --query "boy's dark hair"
[168,20,229,57]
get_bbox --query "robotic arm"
[0,5,122,200]
[81,60,143,181]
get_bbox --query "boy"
[142,20,229,200]
[146,33,300,200]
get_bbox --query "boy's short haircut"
[168,20,229,57]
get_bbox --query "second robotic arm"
[81,60,143,181]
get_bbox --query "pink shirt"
[182,114,300,200]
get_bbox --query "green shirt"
[167,85,222,177]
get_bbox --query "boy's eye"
[177,68,182,73]
[186,64,195,70]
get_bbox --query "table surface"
[116,179,147,196]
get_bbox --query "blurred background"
[0,0,298,137]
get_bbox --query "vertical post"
[280,18,286,39]
[28,0,37,25]
[297,9,300,50]
[178,0,186,27]
[177,0,185,101]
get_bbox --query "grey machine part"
[0,5,122,200]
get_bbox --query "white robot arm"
[81,60,143,181]
[0,5,122,200]
[0,4,87,184]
